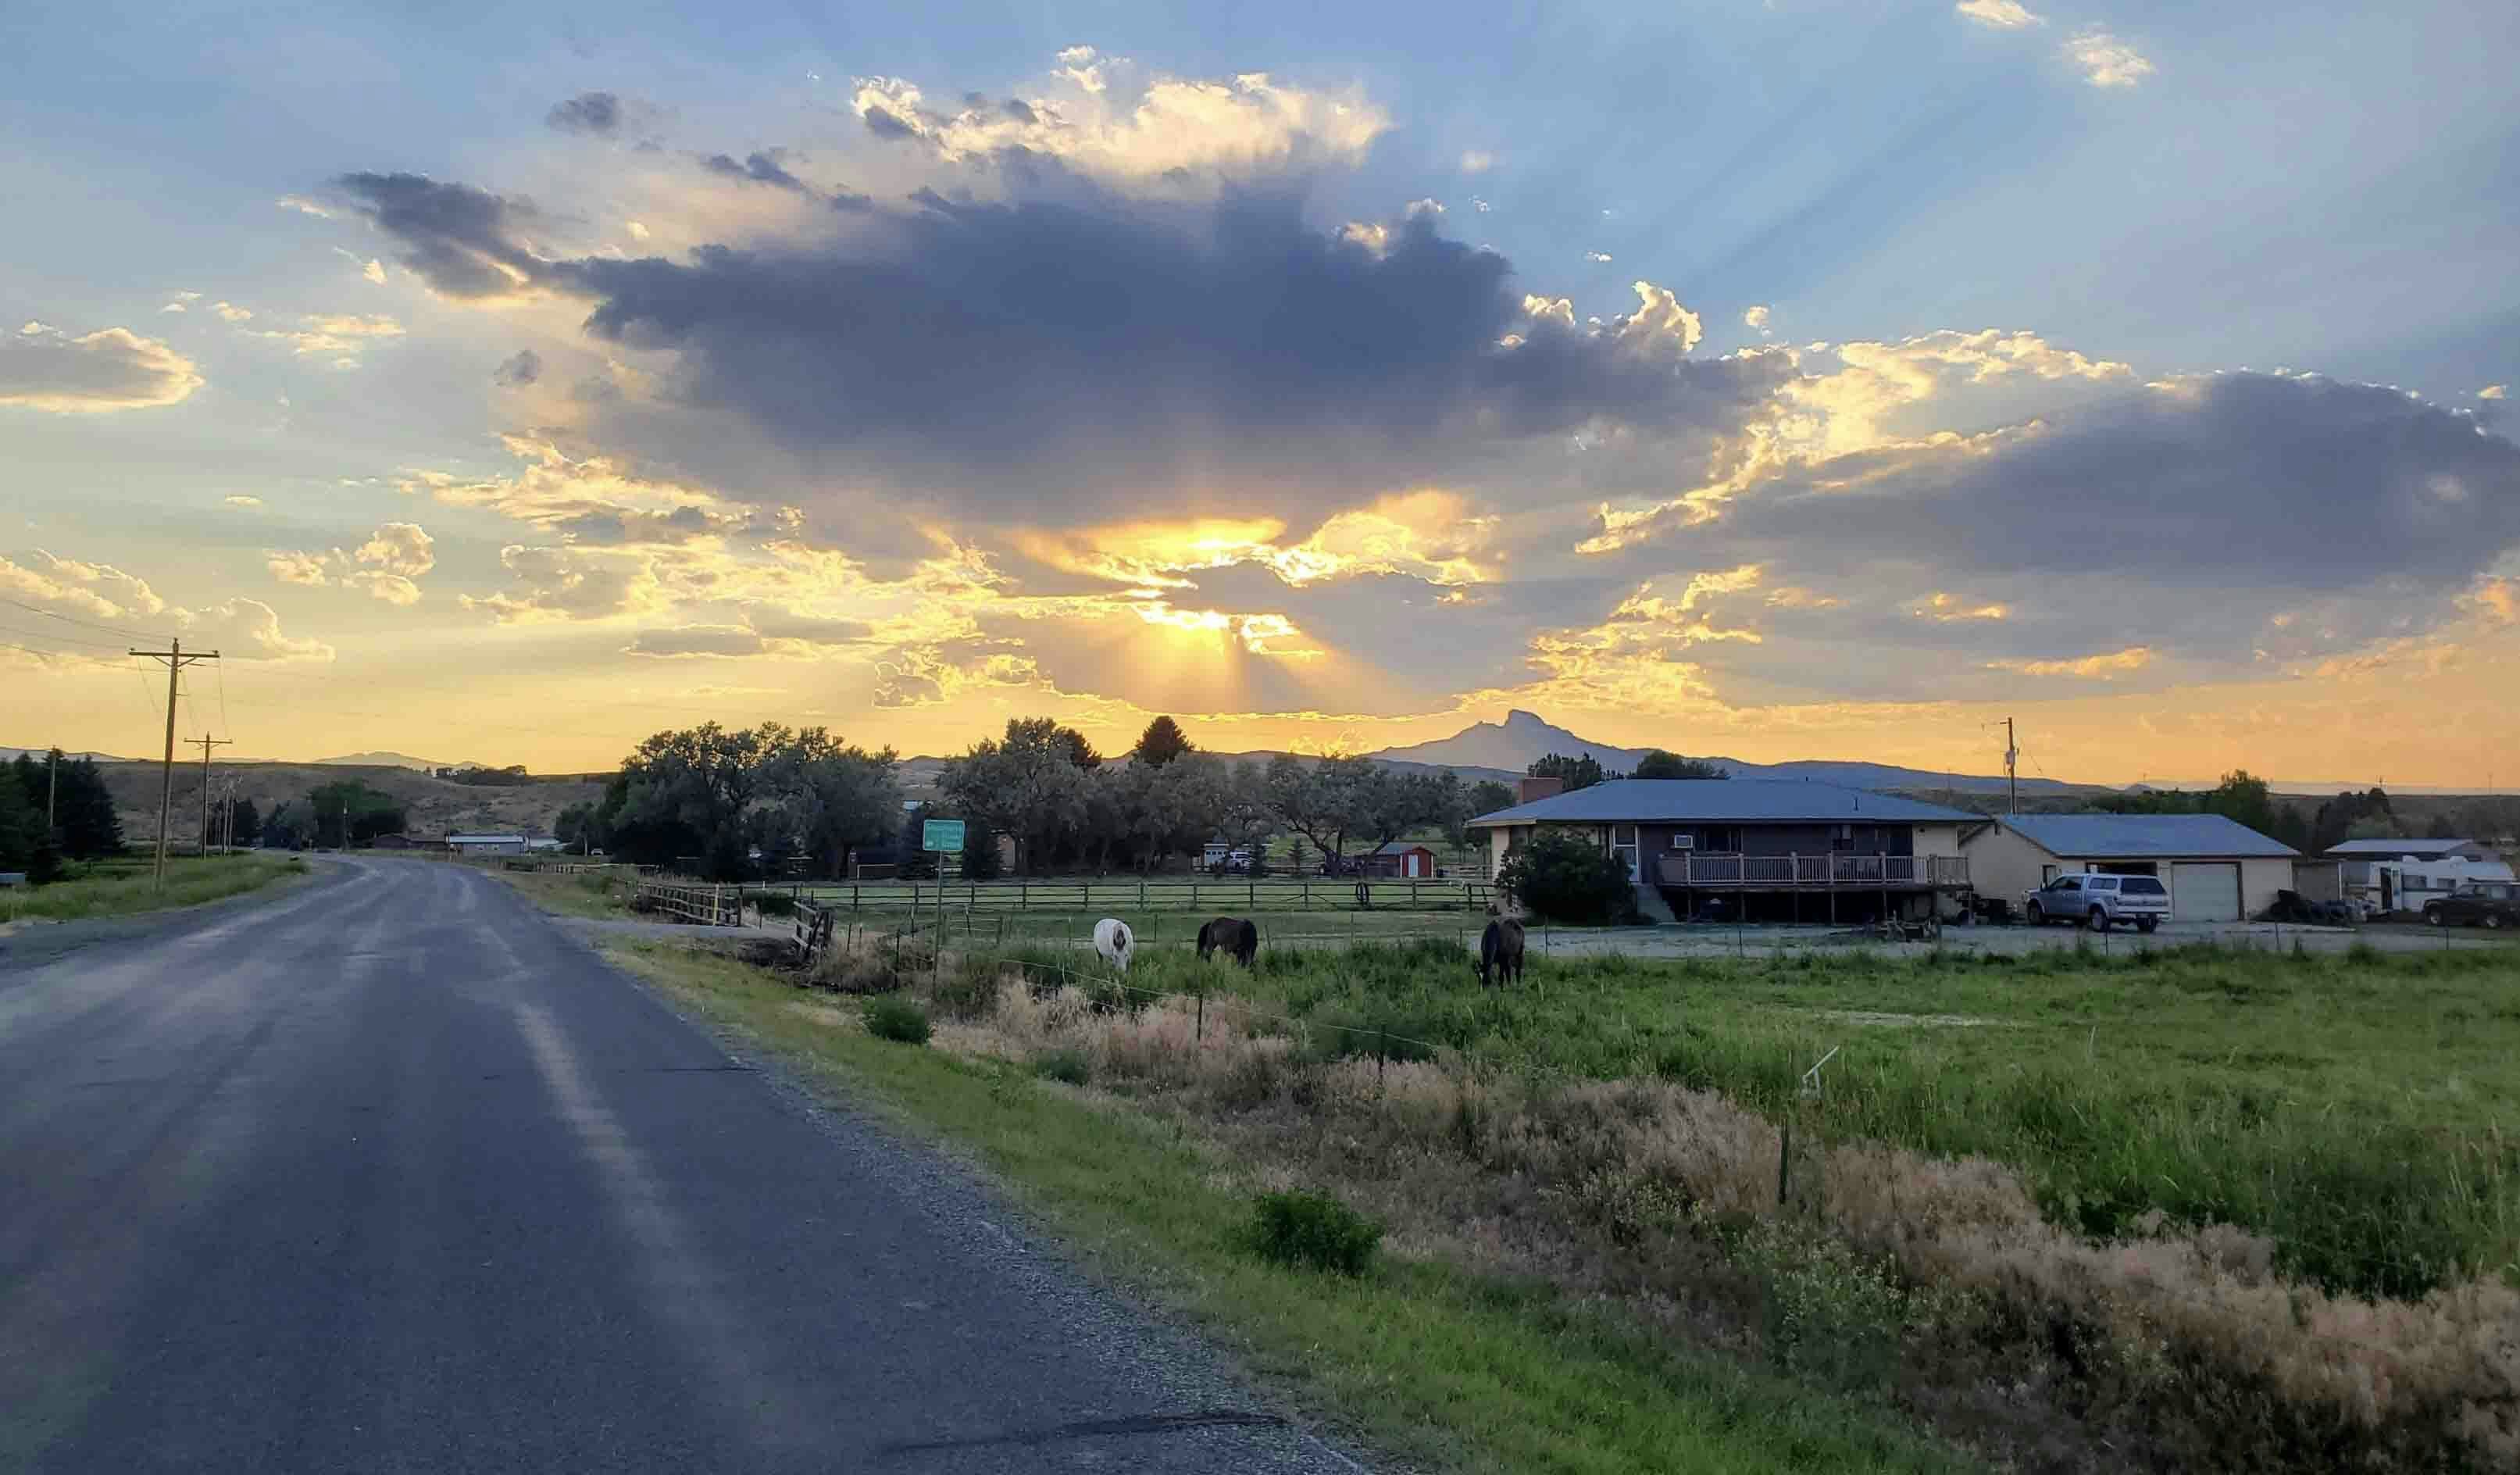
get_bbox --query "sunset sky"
[4,1,2515,785]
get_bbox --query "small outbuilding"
[1361,841,1440,879]
[1961,813,2299,922]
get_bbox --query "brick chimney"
[1517,775,1565,805]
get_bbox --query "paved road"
[0,858,1358,1473]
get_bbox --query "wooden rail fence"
[633,880,745,927]
[790,877,1495,915]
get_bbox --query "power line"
[0,596,162,642]
[0,622,130,651]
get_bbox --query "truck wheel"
[2488,914,2507,930]
[2026,903,2045,927]
[2136,919,2158,934]
[2425,908,2444,926]
[2088,908,2109,932]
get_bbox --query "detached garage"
[1961,813,2300,922]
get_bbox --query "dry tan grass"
[921,967,2520,1472]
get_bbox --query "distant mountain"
[1360,709,2097,797]
[1369,709,1657,774]
[313,752,468,771]
[0,746,128,763]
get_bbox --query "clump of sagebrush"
[861,995,932,1045]
[910,960,2520,1473]
[1250,1189,1381,1277]
[1033,1045,1090,1086]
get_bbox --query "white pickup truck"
[2024,873,2169,932]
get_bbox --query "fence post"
[1196,991,1205,1046]
[1778,1120,1793,1206]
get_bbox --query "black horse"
[1478,917,1526,988]
[1197,916,1260,967]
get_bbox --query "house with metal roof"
[1961,812,2301,921]
[1465,779,1977,924]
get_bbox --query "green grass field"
[985,936,2520,1300]
[0,852,309,923]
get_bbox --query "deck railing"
[1652,852,1969,888]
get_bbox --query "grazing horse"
[1478,917,1526,988]
[1092,918,1134,973]
[1197,916,1260,968]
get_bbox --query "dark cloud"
[829,189,875,214]
[699,150,810,192]
[492,348,542,387]
[1583,373,2520,687]
[1003,97,1037,124]
[337,181,1781,516]
[546,91,623,134]
[333,173,543,298]
[1725,375,2520,591]
[861,105,918,140]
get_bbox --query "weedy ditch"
[758,930,2520,1470]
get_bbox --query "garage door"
[2171,862,2242,922]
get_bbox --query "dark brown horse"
[1197,916,1260,967]
[1478,917,1526,988]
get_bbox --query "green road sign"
[922,818,967,854]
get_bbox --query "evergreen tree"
[0,769,41,874]
[57,757,123,859]
[1130,715,1194,768]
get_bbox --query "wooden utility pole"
[2004,716,2018,816]
[46,748,58,828]
[129,640,219,888]
[188,735,232,855]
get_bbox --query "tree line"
[0,751,125,882]
[562,714,1480,884]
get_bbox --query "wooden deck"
[1652,852,1970,889]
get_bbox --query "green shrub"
[1497,828,1636,923]
[1250,1188,1381,1276]
[749,890,798,917]
[1033,1046,1091,1085]
[862,995,933,1045]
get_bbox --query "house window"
[1612,824,1637,846]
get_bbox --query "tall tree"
[225,796,262,848]
[764,727,901,878]
[308,779,405,847]
[51,755,122,859]
[938,718,1092,873]
[1633,750,1728,779]
[1467,779,1516,816]
[2202,769,2278,836]
[1215,760,1281,875]
[1130,715,1194,768]
[0,767,43,875]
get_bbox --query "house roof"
[1367,840,1437,855]
[2001,812,2297,859]
[2325,838,2480,856]
[444,832,526,844]
[1465,778,1978,828]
